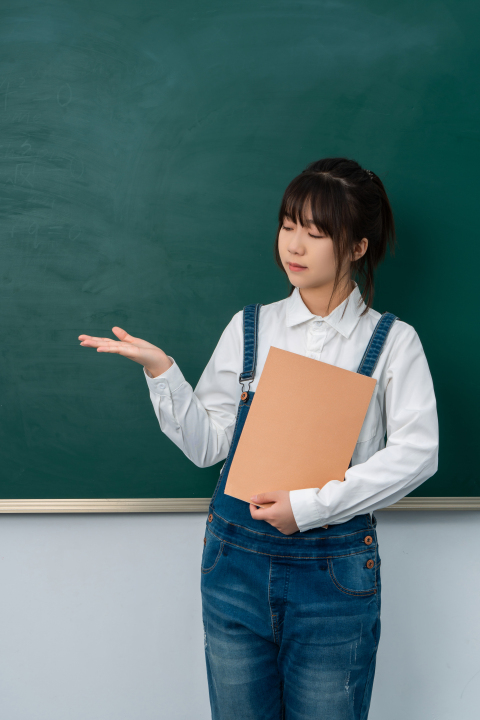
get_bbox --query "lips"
[288,262,307,269]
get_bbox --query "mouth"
[287,262,308,271]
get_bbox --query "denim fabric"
[200,303,394,719]
[201,513,381,720]
[356,311,398,377]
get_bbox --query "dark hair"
[273,157,396,316]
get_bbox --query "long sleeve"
[143,311,243,467]
[289,323,439,531]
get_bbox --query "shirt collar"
[285,281,366,338]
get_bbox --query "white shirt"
[143,282,439,532]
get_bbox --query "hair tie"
[365,169,375,179]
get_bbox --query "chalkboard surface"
[0,0,477,504]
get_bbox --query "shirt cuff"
[289,488,329,532]
[143,356,186,396]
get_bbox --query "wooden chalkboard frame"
[0,498,479,512]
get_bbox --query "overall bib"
[201,304,398,720]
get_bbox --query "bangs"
[279,173,350,241]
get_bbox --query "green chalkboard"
[0,0,477,505]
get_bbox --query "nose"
[287,227,306,256]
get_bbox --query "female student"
[79,157,439,720]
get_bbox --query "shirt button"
[366,558,374,568]
[204,536,207,545]
[157,382,166,389]
[208,513,213,522]
[364,535,373,545]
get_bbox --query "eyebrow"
[285,214,315,226]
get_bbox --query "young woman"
[79,157,439,719]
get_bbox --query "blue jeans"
[201,511,381,720]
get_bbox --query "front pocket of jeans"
[201,527,224,574]
[328,549,378,596]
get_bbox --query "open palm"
[78,326,171,377]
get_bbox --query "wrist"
[145,359,173,378]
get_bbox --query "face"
[277,203,367,291]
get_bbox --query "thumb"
[112,326,136,343]
[250,492,278,505]
[111,327,159,351]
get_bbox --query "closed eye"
[282,225,325,238]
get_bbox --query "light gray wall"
[0,511,479,720]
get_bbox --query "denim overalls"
[201,304,398,720]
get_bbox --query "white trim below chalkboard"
[0,497,479,513]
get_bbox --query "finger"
[79,335,114,343]
[251,502,275,511]
[249,503,270,516]
[111,327,138,343]
[96,343,139,356]
[111,327,158,350]
[250,493,278,505]
[249,503,262,517]
[79,334,130,344]
[79,338,118,347]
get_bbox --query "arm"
[144,311,243,467]
[289,323,439,531]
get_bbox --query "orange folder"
[224,346,377,508]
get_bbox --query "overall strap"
[347,311,399,471]
[356,312,399,377]
[239,303,263,391]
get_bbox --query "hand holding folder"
[224,346,377,508]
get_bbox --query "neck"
[298,278,354,318]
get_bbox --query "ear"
[353,237,368,261]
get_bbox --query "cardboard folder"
[224,346,377,508]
